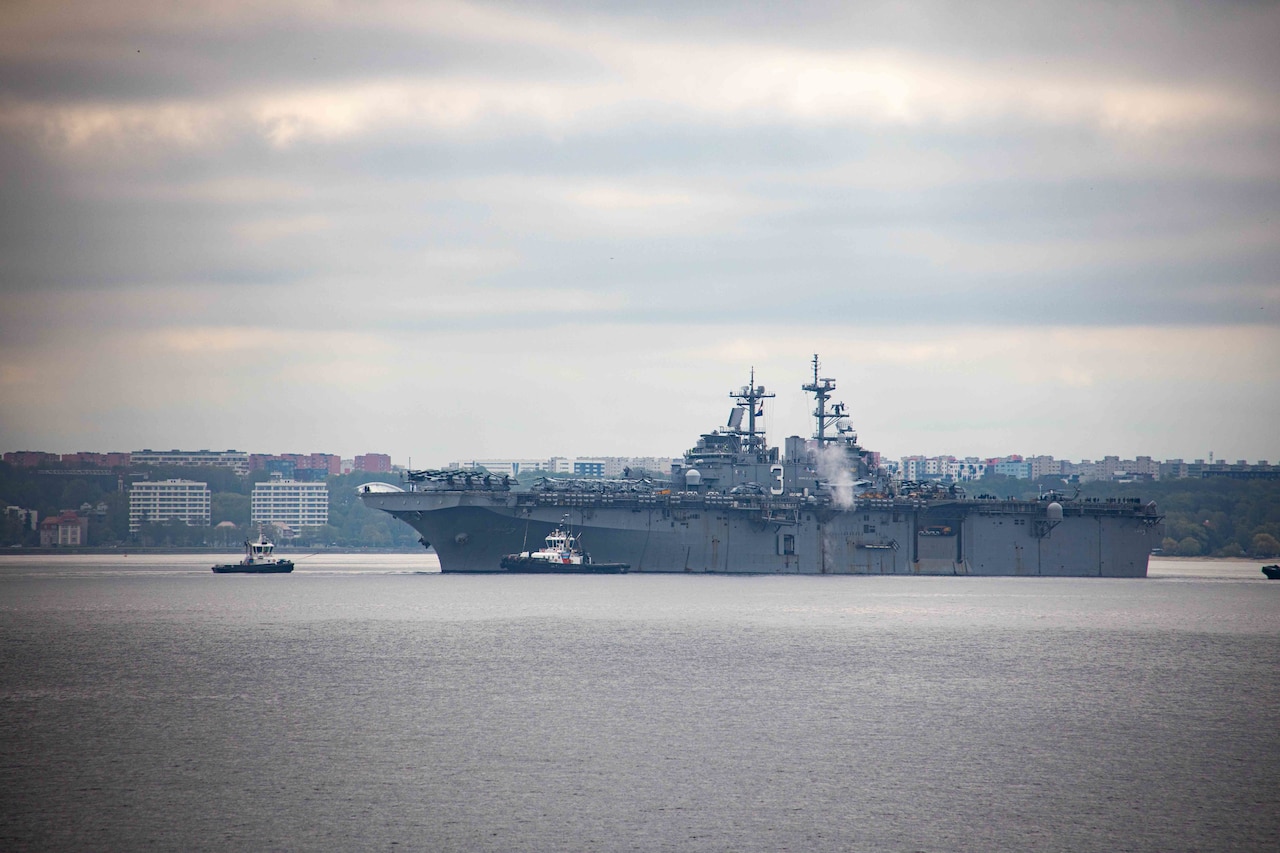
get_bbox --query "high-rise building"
[129,480,211,531]
[251,480,329,531]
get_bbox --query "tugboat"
[500,518,629,574]
[1262,564,1280,580]
[212,533,295,574]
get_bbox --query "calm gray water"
[2,555,1278,852]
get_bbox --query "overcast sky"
[2,0,1278,466]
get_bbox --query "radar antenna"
[728,366,775,452]
[802,354,851,446]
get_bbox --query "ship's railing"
[964,497,1153,517]
[495,487,1156,518]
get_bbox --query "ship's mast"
[729,366,774,452]
[802,354,841,446]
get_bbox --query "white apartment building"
[251,480,329,530]
[130,449,250,475]
[948,458,988,481]
[451,459,548,477]
[129,479,211,531]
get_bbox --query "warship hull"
[364,490,1160,576]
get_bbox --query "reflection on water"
[0,551,443,576]
[2,554,1278,851]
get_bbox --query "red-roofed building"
[39,511,88,546]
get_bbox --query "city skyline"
[5,445,1274,478]
[2,1,1277,463]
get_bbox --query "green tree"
[59,478,100,509]
[1176,537,1203,557]
[1251,533,1280,558]
[211,522,242,549]
[1,513,27,547]
[359,522,391,547]
[212,493,250,527]
[87,493,128,546]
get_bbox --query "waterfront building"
[39,510,89,546]
[131,449,249,475]
[251,480,329,531]
[129,480,211,531]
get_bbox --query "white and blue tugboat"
[501,518,629,573]
[212,533,295,574]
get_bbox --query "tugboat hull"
[212,561,294,574]
[499,556,628,574]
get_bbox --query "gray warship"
[362,357,1163,576]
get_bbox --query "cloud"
[3,1,1274,151]
[1,1,1277,464]
[6,49,1265,153]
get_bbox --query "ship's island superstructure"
[362,357,1163,576]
